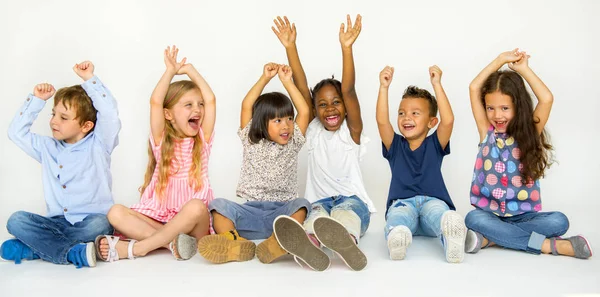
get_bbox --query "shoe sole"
[273,216,330,271]
[173,234,198,260]
[387,226,412,260]
[441,211,466,263]
[255,238,287,264]
[313,217,367,271]
[197,235,256,264]
[86,242,97,267]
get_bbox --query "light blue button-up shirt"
[8,76,120,224]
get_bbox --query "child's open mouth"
[325,115,340,126]
[402,124,415,131]
[280,133,290,141]
[188,117,200,130]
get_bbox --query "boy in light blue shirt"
[1,61,120,268]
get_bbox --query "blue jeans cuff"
[526,231,546,254]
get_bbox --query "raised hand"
[339,14,362,48]
[33,83,56,101]
[177,63,197,76]
[429,65,443,85]
[164,45,187,74]
[263,62,280,79]
[497,48,523,65]
[278,64,293,82]
[73,61,95,81]
[380,66,394,88]
[272,16,297,48]
[508,51,530,73]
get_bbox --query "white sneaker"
[441,211,467,263]
[387,225,412,260]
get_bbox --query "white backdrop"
[0,0,598,242]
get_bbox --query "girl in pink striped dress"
[95,46,215,262]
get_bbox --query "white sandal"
[94,235,136,262]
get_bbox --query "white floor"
[1,215,598,297]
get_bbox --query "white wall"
[1,0,598,239]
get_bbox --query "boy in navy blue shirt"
[376,65,466,263]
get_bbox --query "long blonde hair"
[139,80,205,200]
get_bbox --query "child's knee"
[547,212,570,234]
[106,204,129,223]
[6,211,30,234]
[184,199,209,217]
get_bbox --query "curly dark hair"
[402,86,437,117]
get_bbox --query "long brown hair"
[139,80,205,199]
[481,70,553,181]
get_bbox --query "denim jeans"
[209,198,311,240]
[465,209,569,254]
[6,211,113,264]
[385,196,450,239]
[304,195,371,243]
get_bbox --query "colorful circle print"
[470,127,541,217]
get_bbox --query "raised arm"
[150,46,186,145]
[429,65,453,150]
[179,64,216,141]
[469,49,522,141]
[279,64,310,135]
[73,61,121,153]
[272,16,313,119]
[240,63,279,128]
[340,14,363,144]
[8,83,55,162]
[377,66,395,150]
[508,52,553,134]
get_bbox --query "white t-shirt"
[304,118,376,213]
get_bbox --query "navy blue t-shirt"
[382,130,455,212]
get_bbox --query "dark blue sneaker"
[67,242,96,268]
[0,239,40,264]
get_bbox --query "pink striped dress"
[130,129,214,224]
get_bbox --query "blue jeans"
[465,209,569,254]
[209,198,311,240]
[304,195,370,242]
[6,211,113,264]
[385,196,450,239]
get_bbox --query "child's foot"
[95,235,136,262]
[550,236,593,259]
[169,233,198,260]
[0,239,40,264]
[313,216,367,271]
[256,233,288,264]
[441,211,467,263]
[273,215,330,271]
[67,242,96,268]
[387,225,412,260]
[197,230,256,264]
[465,229,484,254]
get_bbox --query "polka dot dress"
[470,126,541,217]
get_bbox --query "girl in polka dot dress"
[463,49,592,259]
[95,46,215,262]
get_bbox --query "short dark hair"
[54,85,97,132]
[249,92,294,143]
[310,76,342,106]
[402,86,437,117]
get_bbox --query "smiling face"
[267,115,294,145]
[484,91,515,133]
[397,97,437,140]
[165,89,204,137]
[50,101,93,144]
[314,84,345,131]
